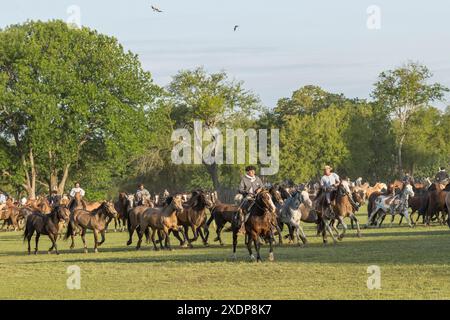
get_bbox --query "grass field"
[0,211,449,300]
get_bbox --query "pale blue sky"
[1,0,450,107]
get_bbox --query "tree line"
[0,20,449,200]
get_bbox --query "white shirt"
[320,173,340,189]
[0,194,6,204]
[70,187,85,197]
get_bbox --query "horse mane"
[443,183,450,192]
[191,191,208,211]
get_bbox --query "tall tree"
[167,67,261,190]
[372,62,448,175]
[0,20,160,198]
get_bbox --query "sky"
[1,0,450,108]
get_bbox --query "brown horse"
[135,195,184,251]
[65,201,118,253]
[330,182,362,240]
[232,189,277,262]
[114,192,134,232]
[0,200,21,231]
[424,183,449,225]
[23,206,70,255]
[172,190,212,248]
[205,201,240,246]
[68,191,102,213]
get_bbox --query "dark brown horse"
[23,206,70,255]
[205,201,240,246]
[113,192,134,232]
[65,201,118,253]
[172,190,213,248]
[423,183,449,225]
[232,189,277,262]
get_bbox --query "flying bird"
[234,25,239,32]
[151,5,163,13]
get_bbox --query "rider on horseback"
[135,183,151,206]
[319,166,359,212]
[69,182,85,198]
[238,166,263,232]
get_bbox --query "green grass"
[0,212,449,300]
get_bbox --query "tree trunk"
[58,164,70,195]
[21,149,36,199]
[205,163,220,191]
[398,134,405,176]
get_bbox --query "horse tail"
[22,222,29,242]
[64,221,73,240]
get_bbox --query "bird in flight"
[151,5,163,13]
[234,25,239,32]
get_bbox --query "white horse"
[279,190,312,245]
[366,184,415,228]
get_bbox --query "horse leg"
[151,229,158,251]
[351,214,362,237]
[254,235,262,263]
[198,227,208,246]
[126,225,135,246]
[336,216,347,240]
[215,224,225,246]
[164,229,172,251]
[27,232,33,255]
[34,233,40,255]
[172,230,185,247]
[324,218,337,245]
[403,210,413,228]
[48,234,59,255]
[81,229,88,253]
[247,233,255,261]
[268,231,275,262]
[232,229,238,260]
[274,223,283,245]
[136,227,144,250]
[98,230,106,246]
[330,220,341,238]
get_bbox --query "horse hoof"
[94,249,98,253]
[249,255,256,262]
[203,242,209,247]
[126,241,132,246]
[230,253,237,261]
[84,249,88,254]
[257,259,262,263]
[220,243,225,247]
[213,237,219,242]
[268,253,274,262]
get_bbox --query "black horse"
[23,206,70,255]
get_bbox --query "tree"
[167,67,261,190]
[372,62,448,175]
[279,105,350,182]
[0,20,160,198]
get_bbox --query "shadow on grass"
[4,232,449,267]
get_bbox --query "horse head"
[256,189,276,214]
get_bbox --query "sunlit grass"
[0,211,449,300]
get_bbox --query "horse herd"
[0,179,449,262]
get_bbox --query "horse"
[0,200,21,231]
[65,201,118,253]
[329,182,362,240]
[366,184,415,228]
[114,192,134,232]
[135,195,184,251]
[23,206,70,255]
[423,183,449,225]
[278,190,312,246]
[172,190,212,248]
[232,189,277,262]
[68,191,102,213]
[205,201,240,246]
